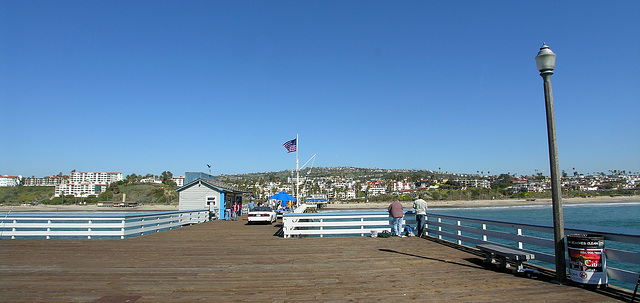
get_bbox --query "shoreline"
[0,195,637,212]
[0,204,181,212]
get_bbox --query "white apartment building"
[55,183,108,197]
[327,190,335,200]
[509,182,544,193]
[393,181,415,191]
[140,178,162,184]
[332,181,348,189]
[368,187,386,196]
[70,172,123,185]
[53,171,122,197]
[22,176,68,186]
[0,175,21,187]
[172,176,185,187]
[287,176,307,185]
[455,179,491,189]
[346,189,356,199]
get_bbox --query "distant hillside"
[0,183,178,206]
[97,183,178,205]
[0,186,54,205]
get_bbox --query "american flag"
[283,138,297,153]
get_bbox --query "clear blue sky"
[2,1,639,178]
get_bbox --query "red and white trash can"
[567,234,608,287]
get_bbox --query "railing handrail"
[0,209,207,219]
[284,211,392,217]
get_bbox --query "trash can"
[567,234,607,286]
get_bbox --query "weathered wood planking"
[0,217,630,302]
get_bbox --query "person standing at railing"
[388,199,404,237]
[413,194,428,237]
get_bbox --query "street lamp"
[535,43,566,283]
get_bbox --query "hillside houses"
[3,168,638,201]
[565,174,639,191]
[231,171,639,202]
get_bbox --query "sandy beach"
[0,195,637,212]
[324,195,640,210]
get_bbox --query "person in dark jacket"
[387,199,404,237]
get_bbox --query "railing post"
[457,220,462,245]
[282,217,288,238]
[425,215,429,236]
[517,228,523,249]
[482,224,487,242]
[121,219,126,239]
[438,218,442,240]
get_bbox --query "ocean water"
[323,202,640,233]
[430,202,640,231]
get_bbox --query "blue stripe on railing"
[0,209,208,218]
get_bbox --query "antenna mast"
[295,133,299,205]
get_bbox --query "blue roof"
[175,178,249,194]
[185,172,217,184]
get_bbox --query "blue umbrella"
[269,191,296,207]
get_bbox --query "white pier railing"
[282,211,416,238]
[0,209,209,239]
[282,210,640,289]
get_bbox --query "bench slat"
[477,244,535,261]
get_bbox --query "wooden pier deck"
[0,217,632,302]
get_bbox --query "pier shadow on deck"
[0,217,633,302]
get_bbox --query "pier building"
[176,174,249,220]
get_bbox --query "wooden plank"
[0,216,631,302]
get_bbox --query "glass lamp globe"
[535,43,556,73]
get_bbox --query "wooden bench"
[476,244,535,273]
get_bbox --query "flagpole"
[296,133,299,206]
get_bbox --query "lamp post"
[535,43,566,283]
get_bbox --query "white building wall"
[140,178,162,184]
[54,183,106,197]
[456,179,491,189]
[22,176,67,186]
[179,184,221,211]
[54,172,122,197]
[173,176,185,187]
[369,187,386,196]
[70,172,123,185]
[346,189,356,199]
[0,175,21,187]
